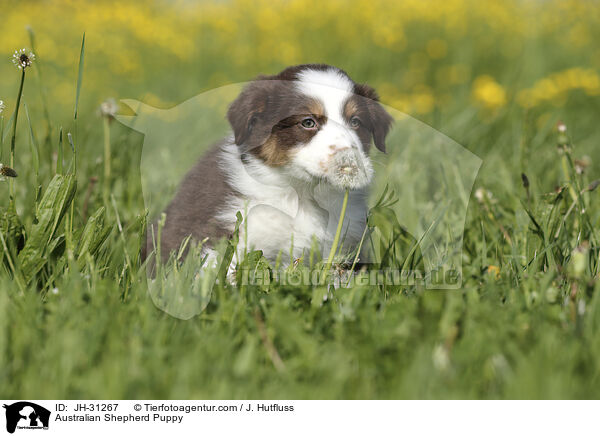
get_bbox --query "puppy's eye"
[350,117,361,129]
[301,117,317,129]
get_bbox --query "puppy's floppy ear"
[370,103,394,153]
[227,80,269,146]
[355,83,394,153]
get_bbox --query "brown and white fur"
[146,64,393,267]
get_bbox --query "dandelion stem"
[345,223,369,287]
[9,68,26,201]
[323,188,349,279]
[561,154,578,203]
[0,117,4,157]
[103,116,111,204]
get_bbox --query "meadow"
[1,0,600,399]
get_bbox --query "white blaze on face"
[291,68,373,189]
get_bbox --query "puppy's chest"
[223,187,358,259]
[244,191,333,248]
[216,143,368,259]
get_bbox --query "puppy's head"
[227,64,393,190]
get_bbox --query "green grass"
[1,15,600,399]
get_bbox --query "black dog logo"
[3,402,50,434]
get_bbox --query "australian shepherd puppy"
[147,64,393,267]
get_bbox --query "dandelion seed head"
[12,48,35,69]
[557,121,567,133]
[98,98,118,118]
[0,163,18,181]
[326,149,372,189]
[475,188,485,202]
[574,156,591,174]
[587,180,600,192]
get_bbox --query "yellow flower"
[411,89,436,114]
[436,64,470,85]
[426,39,448,59]
[517,67,600,108]
[472,75,507,109]
[486,265,501,280]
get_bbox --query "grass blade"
[73,32,86,120]
[24,103,40,180]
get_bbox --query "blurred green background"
[1,0,599,202]
[1,0,600,399]
[1,0,599,123]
